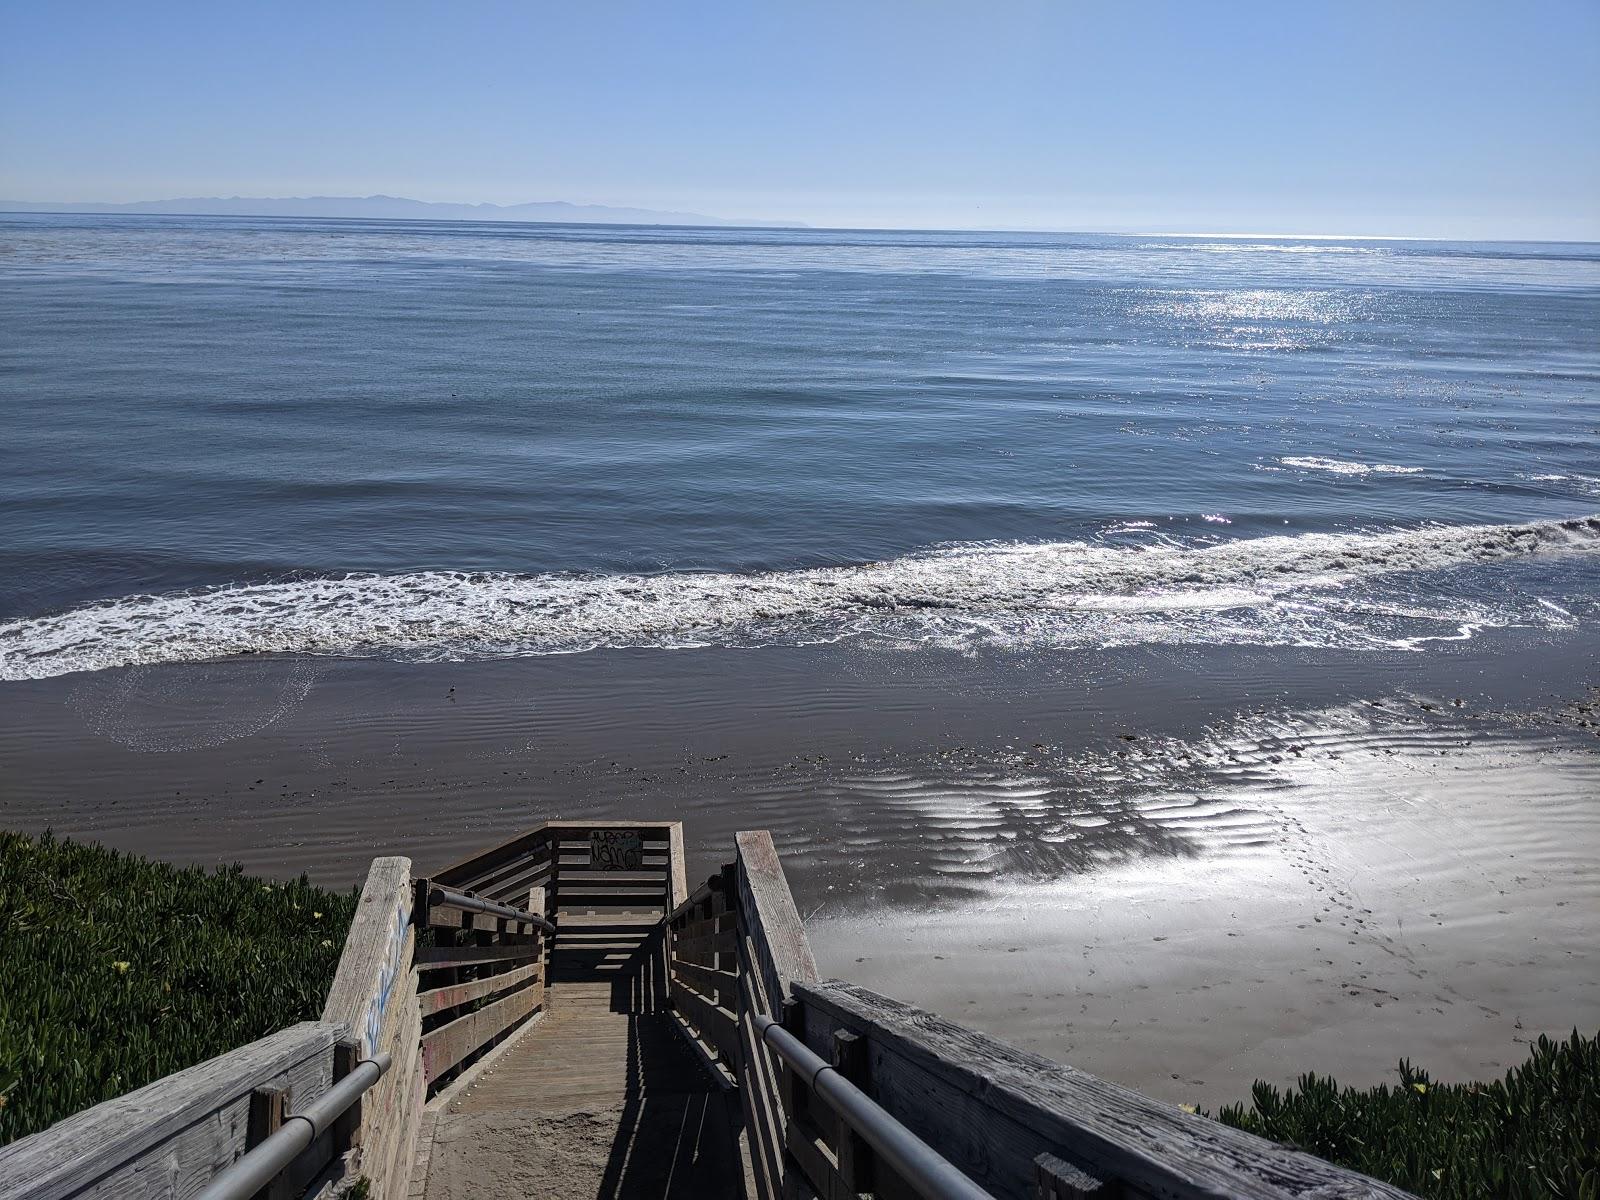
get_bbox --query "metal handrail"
[192,1050,393,1200]
[428,885,557,934]
[753,1015,995,1200]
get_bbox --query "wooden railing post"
[329,1038,358,1146]
[322,857,423,1200]
[831,1030,875,1194]
[247,1084,294,1200]
[780,998,810,1124]
[730,831,821,1200]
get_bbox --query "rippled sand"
[809,705,1600,1105]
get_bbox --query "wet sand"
[1,635,1596,1108]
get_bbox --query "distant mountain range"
[0,194,800,227]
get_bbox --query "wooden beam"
[416,943,540,970]
[735,960,789,1200]
[830,1030,875,1195]
[452,856,553,909]
[669,958,738,1006]
[0,1024,337,1200]
[667,821,688,909]
[322,857,415,1055]
[797,980,1415,1200]
[735,829,818,1013]
[669,980,738,1064]
[430,825,553,888]
[670,928,737,959]
[319,856,423,1200]
[421,982,540,1083]
[417,962,541,1016]
[1034,1152,1117,1199]
[427,905,500,933]
[248,1085,294,1200]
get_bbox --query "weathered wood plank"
[672,909,735,941]
[426,905,500,933]
[421,982,540,1083]
[556,884,666,900]
[417,962,541,1016]
[727,830,819,1200]
[670,958,738,1005]
[1034,1152,1115,1199]
[0,1023,337,1200]
[560,870,665,885]
[736,829,818,1016]
[786,1117,854,1200]
[797,980,1413,1200]
[431,826,553,890]
[320,856,421,1200]
[416,943,539,970]
[671,928,737,958]
[457,858,553,909]
[323,857,414,1058]
[364,985,424,1200]
[667,821,688,909]
[558,852,669,866]
[556,913,662,929]
[736,961,787,1200]
[669,980,738,1064]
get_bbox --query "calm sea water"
[2,214,1597,678]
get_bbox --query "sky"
[1,0,1597,239]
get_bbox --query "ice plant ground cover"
[1217,1032,1600,1198]
[0,831,358,1143]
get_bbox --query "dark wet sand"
[2,635,1596,1107]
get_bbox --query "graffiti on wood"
[591,829,644,870]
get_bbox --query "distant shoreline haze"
[0,194,802,227]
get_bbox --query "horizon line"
[0,201,1595,246]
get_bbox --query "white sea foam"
[1,517,1596,680]
[1277,456,1425,477]
[1525,472,1600,496]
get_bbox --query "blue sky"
[2,0,1596,238]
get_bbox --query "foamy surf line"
[3,516,1597,680]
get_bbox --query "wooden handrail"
[0,1024,343,1200]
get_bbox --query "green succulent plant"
[1218,1032,1600,1198]
[0,830,358,1144]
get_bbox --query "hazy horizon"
[3,1,1597,243]
[5,194,1600,244]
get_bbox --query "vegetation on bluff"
[1218,1031,1600,1199]
[0,831,357,1144]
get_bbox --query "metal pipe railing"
[753,1014,994,1200]
[428,886,556,934]
[192,1050,393,1200]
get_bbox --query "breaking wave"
[2,516,1597,680]
[1277,456,1425,477]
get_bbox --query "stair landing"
[417,932,746,1199]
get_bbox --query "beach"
[3,631,1595,1109]
[5,9,1599,1193]
[3,214,1598,1117]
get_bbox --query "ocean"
[3,213,1599,1105]
[2,214,1598,678]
